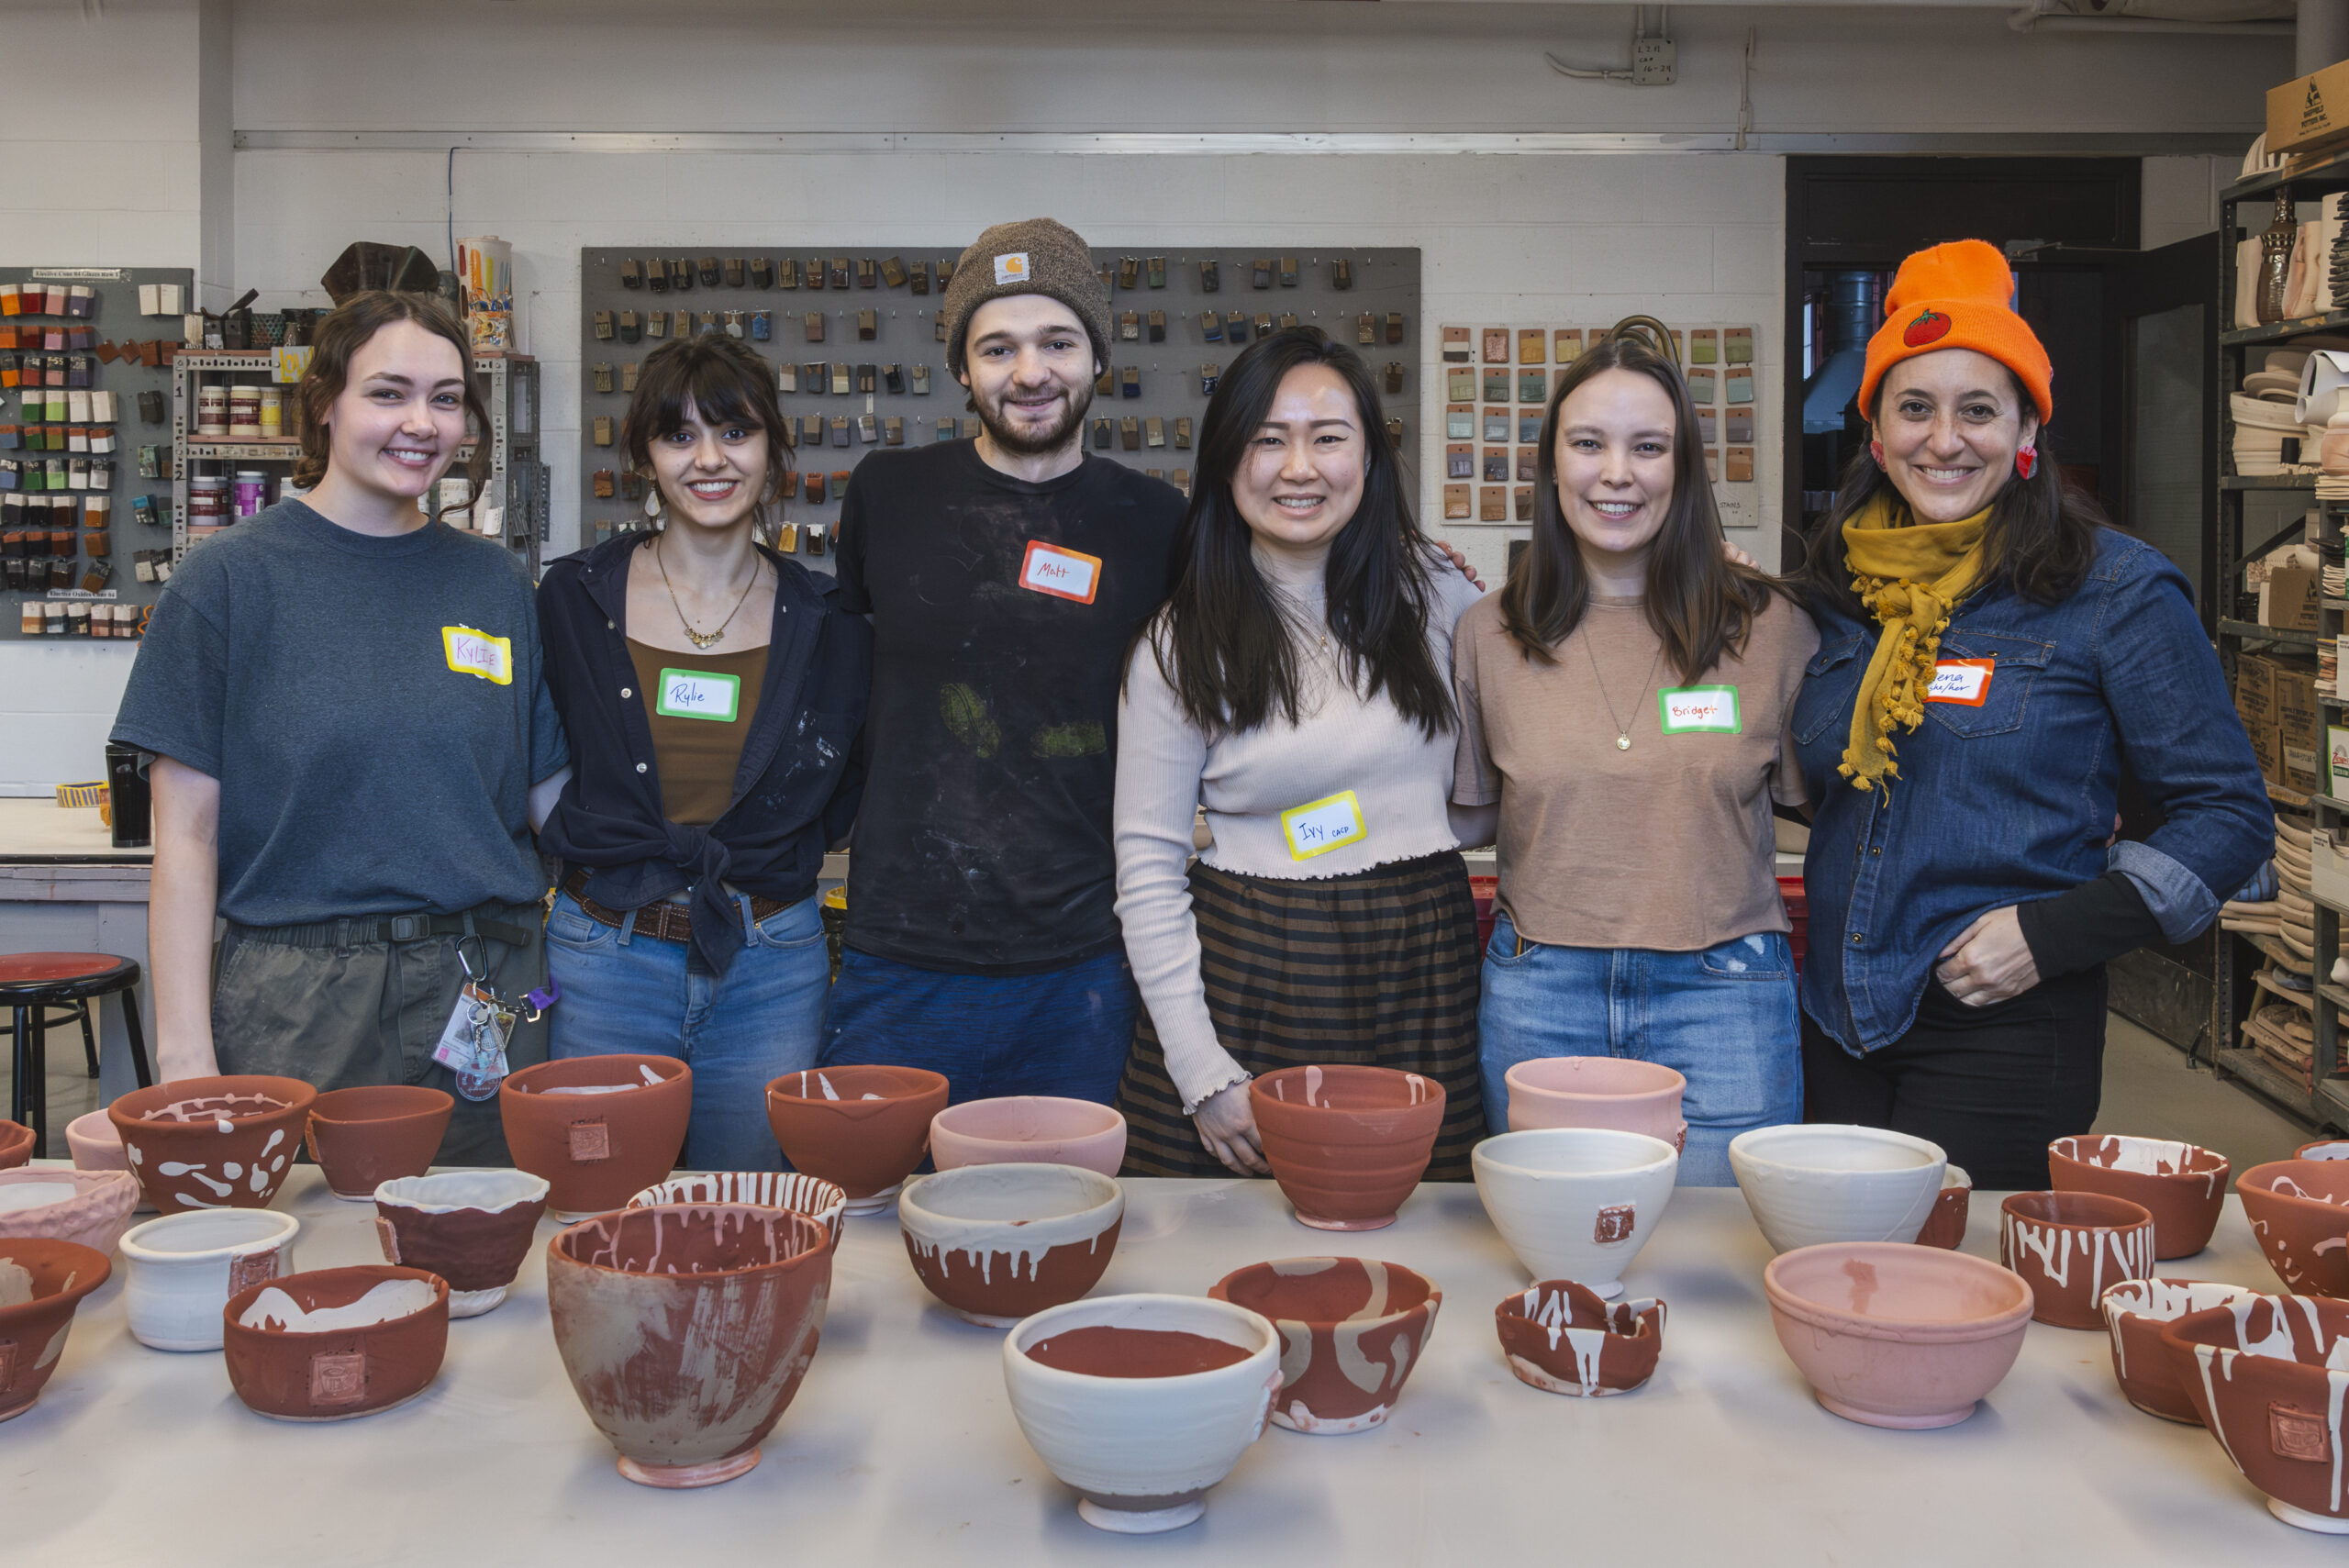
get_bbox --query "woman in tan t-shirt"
[1453,322,1816,1184]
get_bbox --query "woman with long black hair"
[1112,327,1488,1179]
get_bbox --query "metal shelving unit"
[2215,145,2349,1129]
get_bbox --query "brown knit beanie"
[942,217,1111,380]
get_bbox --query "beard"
[972,374,1095,457]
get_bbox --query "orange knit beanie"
[1857,239,2054,427]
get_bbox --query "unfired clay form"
[117,1206,301,1351]
[1501,1056,1687,1153]
[1002,1293,1282,1534]
[897,1162,1124,1327]
[2162,1292,2349,1532]
[1763,1241,2033,1429]
[373,1170,551,1318]
[1250,1065,1444,1231]
[500,1055,692,1220]
[305,1084,453,1201]
[629,1171,848,1248]
[2237,1160,2349,1297]
[929,1096,1129,1177]
[0,1239,109,1421]
[1494,1280,1664,1396]
[0,1168,139,1255]
[1470,1128,1677,1299]
[546,1204,832,1488]
[1208,1257,1441,1431]
[222,1264,450,1421]
[2048,1135,2228,1260]
[2099,1278,2266,1425]
[1727,1124,1946,1254]
[764,1066,950,1213]
[1998,1191,2157,1329]
[106,1075,317,1214]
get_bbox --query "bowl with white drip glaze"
[896,1163,1122,1327]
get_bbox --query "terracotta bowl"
[2100,1278,2266,1425]
[223,1264,449,1421]
[1998,1191,2155,1329]
[1728,1124,1946,1254]
[548,1204,832,1489]
[1209,1258,1442,1432]
[2294,1139,2349,1162]
[118,1207,301,1351]
[2237,1160,2349,1296]
[1501,1056,1687,1152]
[2049,1135,2229,1260]
[1764,1241,2033,1429]
[1494,1280,1665,1396]
[898,1163,1123,1327]
[107,1074,317,1213]
[930,1096,1128,1177]
[1251,1065,1444,1232]
[0,1119,32,1170]
[1472,1128,1678,1299]
[0,1239,111,1421]
[764,1066,949,1213]
[373,1170,550,1319]
[0,1168,139,1255]
[629,1172,848,1248]
[1003,1293,1282,1534]
[499,1055,692,1221]
[1915,1165,1973,1251]
[2164,1292,2349,1532]
[306,1084,453,1201]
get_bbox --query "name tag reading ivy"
[1281,790,1367,861]
[1657,685,1740,735]
[657,668,740,723]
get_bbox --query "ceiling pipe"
[2008,2,2291,33]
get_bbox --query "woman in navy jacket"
[1793,240,2270,1190]
[537,335,869,1171]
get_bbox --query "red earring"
[1869,440,1885,469]
[2015,445,2037,480]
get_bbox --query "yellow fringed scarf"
[1836,495,1991,791]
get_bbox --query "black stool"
[2,952,154,1158]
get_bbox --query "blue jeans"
[818,946,1137,1106]
[546,888,829,1173]
[1477,911,1801,1186]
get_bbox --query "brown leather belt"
[562,869,789,945]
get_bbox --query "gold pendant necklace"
[1581,633,1664,752]
[656,537,759,651]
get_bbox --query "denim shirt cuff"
[2108,839,2221,945]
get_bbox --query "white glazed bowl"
[1470,1129,1679,1300]
[1003,1293,1281,1534]
[1729,1124,1948,1254]
[117,1207,302,1351]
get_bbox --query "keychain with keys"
[430,937,559,1100]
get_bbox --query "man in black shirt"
[823,217,1184,1106]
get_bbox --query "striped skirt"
[1118,850,1485,1180]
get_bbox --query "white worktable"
[13,1169,2322,1567]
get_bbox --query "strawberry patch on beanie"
[1858,240,2053,426]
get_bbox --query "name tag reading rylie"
[1657,684,1740,734]
[1281,790,1367,861]
[1925,658,1994,706]
[1019,539,1103,605]
[656,668,740,722]
[441,626,513,684]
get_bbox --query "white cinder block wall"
[0,0,2286,791]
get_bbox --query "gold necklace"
[654,537,759,651]
[1581,632,1664,751]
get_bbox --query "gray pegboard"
[576,248,1421,572]
[2,265,190,640]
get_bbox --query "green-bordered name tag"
[1280,789,1367,861]
[1657,684,1740,735]
[656,667,740,723]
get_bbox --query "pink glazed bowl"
[1502,1057,1687,1153]
[1764,1241,2033,1429]
[929,1097,1127,1177]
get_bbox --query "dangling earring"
[643,477,664,524]
[1869,439,1886,470]
[2015,445,2037,480]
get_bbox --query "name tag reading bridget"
[656,668,741,722]
[1019,539,1103,605]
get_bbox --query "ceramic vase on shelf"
[2260,191,2297,325]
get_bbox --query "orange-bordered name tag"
[1924,657,1994,706]
[1019,539,1102,605]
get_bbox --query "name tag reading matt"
[1925,658,1995,706]
[1281,790,1367,861]
[656,668,740,723]
[441,626,513,684]
[1657,684,1740,734]
[1019,539,1103,605]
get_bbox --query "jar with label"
[188,473,228,532]
[228,384,262,439]
[232,471,270,519]
[195,384,228,437]
[258,385,283,438]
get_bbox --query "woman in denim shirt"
[1792,240,2271,1190]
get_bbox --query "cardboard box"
[2266,563,2322,632]
[2277,663,2322,726]
[2251,719,2283,783]
[2288,744,2326,795]
[2282,705,2321,751]
[2269,60,2349,161]
[2237,653,2277,729]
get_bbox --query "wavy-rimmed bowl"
[0,1168,139,1255]
[1494,1280,1664,1396]
[374,1170,550,1318]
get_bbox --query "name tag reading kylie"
[1657,684,1740,734]
[656,667,740,723]
[1019,539,1103,605]
[441,626,513,684]
[1281,790,1367,861]
[1925,658,1995,706]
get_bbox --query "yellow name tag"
[441,626,513,684]
[1281,790,1367,861]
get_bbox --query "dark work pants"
[1800,966,2107,1192]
